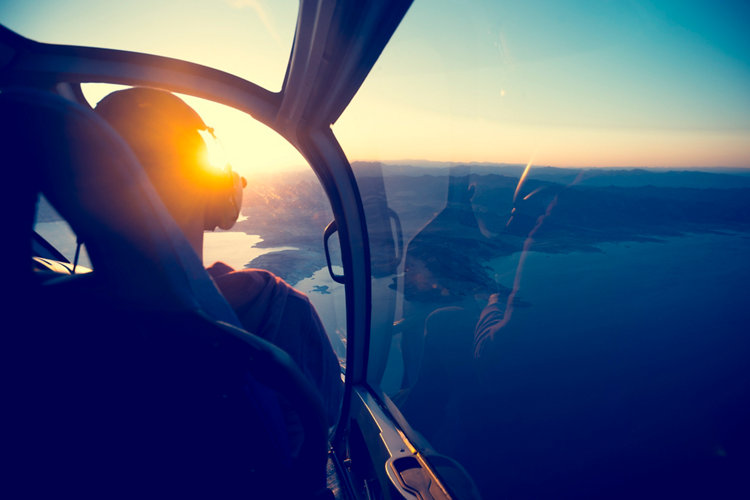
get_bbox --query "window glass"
[0,0,298,91]
[203,167,348,370]
[83,85,348,369]
[339,1,750,498]
[34,195,92,269]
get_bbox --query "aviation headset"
[94,87,246,231]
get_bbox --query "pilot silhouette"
[95,87,342,427]
[393,169,499,457]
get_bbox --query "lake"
[204,231,348,364]
[440,231,750,499]
[486,231,750,345]
[202,231,296,270]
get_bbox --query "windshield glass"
[34,195,92,269]
[338,1,750,498]
[81,84,348,371]
[0,0,298,91]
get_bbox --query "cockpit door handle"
[324,219,346,284]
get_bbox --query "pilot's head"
[95,87,245,256]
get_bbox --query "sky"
[337,0,750,168]
[1,0,749,173]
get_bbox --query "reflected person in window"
[95,87,342,427]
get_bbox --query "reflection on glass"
[339,3,750,493]
[356,160,750,499]
[349,0,749,495]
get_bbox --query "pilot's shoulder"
[207,261,308,303]
[207,261,278,282]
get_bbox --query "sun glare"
[82,83,309,177]
[197,129,229,171]
[182,96,308,176]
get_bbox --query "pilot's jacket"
[207,261,343,427]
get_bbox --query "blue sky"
[336,0,750,167]
[2,0,749,169]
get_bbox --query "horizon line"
[349,159,750,172]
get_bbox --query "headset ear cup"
[203,168,245,231]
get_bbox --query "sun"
[82,83,309,177]
[197,128,229,171]
[183,96,308,177]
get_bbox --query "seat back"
[3,87,239,320]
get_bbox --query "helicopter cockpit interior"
[4,1,750,499]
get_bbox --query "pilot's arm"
[473,293,506,360]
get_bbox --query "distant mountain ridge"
[233,163,750,284]
[358,161,750,189]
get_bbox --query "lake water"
[295,266,348,365]
[486,231,750,343]
[436,231,750,499]
[202,231,297,270]
[204,231,347,364]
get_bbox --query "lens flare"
[513,154,536,204]
[523,186,544,201]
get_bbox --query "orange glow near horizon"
[84,84,750,174]
[334,99,750,169]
